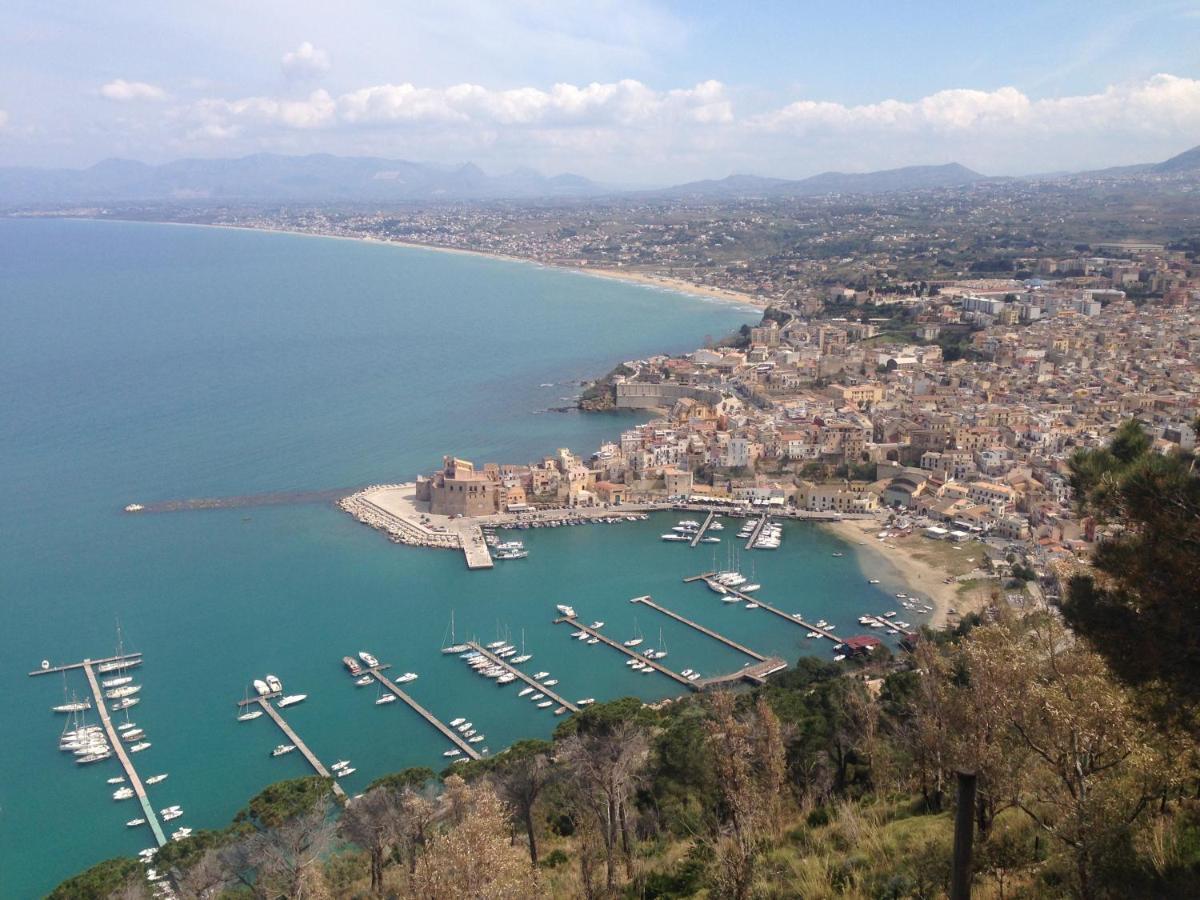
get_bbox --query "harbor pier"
[629,595,768,661]
[464,642,577,712]
[689,574,842,642]
[82,661,167,846]
[553,616,699,690]
[366,667,482,760]
[744,514,768,550]
[249,698,347,799]
[689,511,716,548]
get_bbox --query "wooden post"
[951,771,977,900]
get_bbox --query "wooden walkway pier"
[744,514,768,550]
[553,616,699,691]
[629,595,767,661]
[682,572,716,584]
[369,668,482,760]
[689,511,716,548]
[253,698,347,799]
[81,661,167,847]
[464,642,577,712]
[690,575,842,643]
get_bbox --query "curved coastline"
[75,217,768,311]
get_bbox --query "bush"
[807,806,832,828]
[540,848,569,869]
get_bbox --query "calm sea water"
[0,219,908,897]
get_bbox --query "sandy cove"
[818,517,976,629]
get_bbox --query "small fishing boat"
[536,700,553,708]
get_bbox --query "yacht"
[530,693,544,701]
[358,651,379,668]
[336,767,356,776]
[577,698,596,706]
[686,672,701,681]
[375,694,396,705]
[253,679,271,696]
[511,654,532,664]
[543,678,558,686]
[443,749,461,758]
[97,656,141,674]
[681,669,694,678]
[555,707,568,715]
[536,700,554,708]
[270,744,296,757]
[518,687,534,697]
[702,536,721,543]
[117,722,137,732]
[76,752,112,765]
[741,583,761,592]
[661,533,689,541]
[237,708,263,722]
[331,760,350,770]
[265,675,283,693]
[468,735,485,743]
[162,809,183,822]
[102,676,133,689]
[126,818,146,827]
[532,671,549,680]
[456,722,473,732]
[171,828,193,841]
[450,718,466,727]
[145,774,168,785]
[52,699,92,714]
[113,787,135,800]
[108,776,126,785]
[587,637,599,645]
[343,656,363,675]
[277,694,307,708]
[806,631,821,639]
[497,674,516,684]
[590,621,604,629]
[354,675,373,686]
[623,637,644,647]
[122,729,146,741]
[556,604,576,618]
[111,697,140,711]
[486,640,506,649]
[129,742,151,752]
[395,672,418,684]
[441,644,469,655]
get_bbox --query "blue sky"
[2,1,1199,182]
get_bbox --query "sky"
[2,0,1199,184]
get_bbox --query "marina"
[628,595,770,662]
[743,514,768,550]
[689,511,717,548]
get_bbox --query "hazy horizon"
[2,2,1199,183]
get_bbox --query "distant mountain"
[651,163,987,199]
[1155,143,1200,173]
[0,153,606,206]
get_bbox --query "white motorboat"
[76,752,112,765]
[108,776,126,785]
[702,536,721,543]
[450,717,466,726]
[277,694,306,708]
[270,744,296,757]
[105,684,141,699]
[121,729,146,741]
[530,693,544,701]
[117,722,137,732]
[171,828,193,841]
[443,749,461,758]
[358,651,379,668]
[630,662,645,671]
[577,698,595,706]
[536,700,553,708]
[52,699,92,714]
[745,603,759,610]
[497,674,516,684]
[113,787,135,800]
[556,604,576,618]
[587,638,599,645]
[336,767,356,776]
[265,675,283,693]
[396,673,418,683]
[102,676,133,689]
[456,722,473,732]
[543,678,558,686]
[253,679,271,696]
[518,687,534,697]
[126,818,145,827]
[161,810,183,822]
[661,534,689,541]
[590,621,604,629]
[532,672,549,680]
[623,638,643,647]
[128,742,150,752]
[681,669,694,677]
[375,695,397,705]
[110,697,140,711]
[354,675,373,686]
[686,672,701,681]
[468,735,485,743]
[331,760,350,769]
[641,666,653,674]
[145,774,168,785]
[237,709,263,722]
[511,654,532,664]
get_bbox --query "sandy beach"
[819,517,994,628]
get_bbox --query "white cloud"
[0,109,8,129]
[281,42,331,80]
[191,89,337,134]
[100,79,167,102]
[756,74,1200,135]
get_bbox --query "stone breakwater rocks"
[339,486,461,550]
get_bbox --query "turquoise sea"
[0,218,910,897]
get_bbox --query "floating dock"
[689,511,716,548]
[744,514,768,550]
[862,615,916,638]
[464,642,577,712]
[28,652,142,677]
[629,595,768,661]
[368,668,482,760]
[690,574,842,642]
[81,660,167,847]
[553,616,699,691]
[250,698,347,799]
